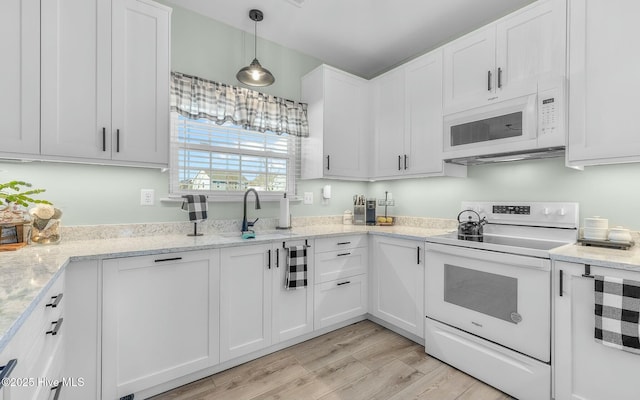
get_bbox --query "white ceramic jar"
[608,226,632,242]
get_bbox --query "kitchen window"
[169,72,308,200]
[170,112,300,199]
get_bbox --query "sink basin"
[216,230,296,239]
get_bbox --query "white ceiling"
[166,0,536,79]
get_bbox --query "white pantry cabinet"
[0,0,40,157]
[40,0,170,167]
[443,0,565,112]
[553,261,640,400]
[102,250,220,400]
[370,236,424,338]
[301,65,370,180]
[566,0,640,166]
[372,50,466,179]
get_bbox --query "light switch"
[303,192,313,205]
[140,189,155,206]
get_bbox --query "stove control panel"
[461,201,579,229]
[493,205,530,215]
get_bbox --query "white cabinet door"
[496,0,560,93]
[0,0,40,156]
[220,244,272,362]
[567,0,640,166]
[102,250,220,400]
[443,26,496,110]
[404,50,446,176]
[111,0,170,165]
[554,261,640,400]
[301,65,369,180]
[41,0,111,160]
[370,236,424,338]
[372,68,406,177]
[314,274,367,329]
[41,0,170,166]
[272,240,314,343]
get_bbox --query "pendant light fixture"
[236,9,275,87]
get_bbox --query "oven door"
[443,92,538,159]
[425,242,550,362]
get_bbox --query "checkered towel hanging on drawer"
[285,245,307,290]
[594,275,640,355]
[181,195,208,222]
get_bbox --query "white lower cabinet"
[370,236,424,338]
[554,261,640,400]
[313,235,368,329]
[102,250,220,400]
[0,270,65,400]
[220,240,315,362]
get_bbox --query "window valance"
[170,72,309,138]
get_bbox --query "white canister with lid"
[343,210,353,225]
[608,226,632,242]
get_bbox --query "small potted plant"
[0,181,53,248]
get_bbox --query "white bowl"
[584,217,608,229]
[608,226,632,242]
[583,227,608,240]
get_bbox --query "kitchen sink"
[216,230,297,240]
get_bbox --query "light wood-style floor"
[151,320,512,400]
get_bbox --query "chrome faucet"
[242,188,261,232]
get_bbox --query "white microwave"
[443,80,565,162]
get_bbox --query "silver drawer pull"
[336,252,351,257]
[337,281,351,286]
[336,241,351,245]
[46,293,63,308]
[46,318,64,336]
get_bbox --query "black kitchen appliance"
[366,199,376,226]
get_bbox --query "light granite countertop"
[0,223,454,352]
[550,235,640,271]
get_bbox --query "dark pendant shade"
[236,58,275,87]
[237,9,275,87]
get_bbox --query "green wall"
[3,2,640,231]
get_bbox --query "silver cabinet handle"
[45,293,63,308]
[46,318,64,336]
[398,155,402,171]
[497,67,503,88]
[404,154,408,170]
[487,70,492,91]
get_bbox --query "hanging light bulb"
[236,9,275,87]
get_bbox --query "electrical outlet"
[303,192,313,205]
[140,189,154,206]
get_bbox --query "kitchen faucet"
[242,188,261,232]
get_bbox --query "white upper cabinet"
[372,50,466,179]
[0,0,40,157]
[41,0,170,167]
[566,0,640,166]
[301,65,370,180]
[443,0,565,113]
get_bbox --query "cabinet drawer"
[314,234,367,253]
[314,274,367,329]
[315,247,367,283]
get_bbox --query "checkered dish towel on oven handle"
[594,275,640,355]
[181,194,208,222]
[285,245,308,290]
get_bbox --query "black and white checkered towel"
[285,245,308,290]
[181,195,208,222]
[594,275,640,355]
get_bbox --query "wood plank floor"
[151,320,513,400]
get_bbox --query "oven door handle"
[424,242,550,271]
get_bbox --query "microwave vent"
[444,146,565,166]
